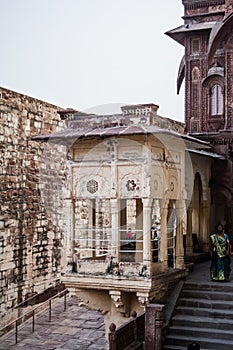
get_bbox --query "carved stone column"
[145,304,166,350]
[200,199,210,252]
[142,198,153,276]
[175,200,185,269]
[186,202,193,256]
[159,199,169,270]
[87,199,95,258]
[66,198,74,272]
[111,199,120,261]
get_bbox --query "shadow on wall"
[17,281,66,308]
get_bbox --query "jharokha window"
[211,84,223,116]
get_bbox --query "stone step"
[172,314,233,331]
[124,341,144,350]
[181,289,233,301]
[168,325,231,340]
[178,297,233,310]
[175,305,233,319]
[184,282,233,292]
[164,334,233,350]
[163,345,208,350]
[163,278,233,349]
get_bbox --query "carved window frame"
[203,76,225,120]
[210,83,224,117]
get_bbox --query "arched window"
[211,84,223,116]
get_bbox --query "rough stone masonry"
[0,87,66,328]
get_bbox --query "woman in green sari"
[210,224,231,281]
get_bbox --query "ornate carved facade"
[166,0,233,234]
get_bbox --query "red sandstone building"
[166,0,233,235]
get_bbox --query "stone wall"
[0,87,66,327]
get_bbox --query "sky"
[0,0,185,122]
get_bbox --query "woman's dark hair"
[216,223,224,231]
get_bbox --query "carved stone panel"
[167,170,180,200]
[118,165,141,198]
[73,166,111,198]
[118,145,143,160]
[73,143,110,162]
[151,146,163,161]
[151,169,164,199]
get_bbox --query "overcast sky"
[0,0,185,121]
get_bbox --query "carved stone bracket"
[109,290,125,313]
[136,292,150,307]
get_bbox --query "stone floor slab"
[0,296,107,350]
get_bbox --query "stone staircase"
[163,281,233,350]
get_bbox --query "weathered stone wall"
[0,87,66,327]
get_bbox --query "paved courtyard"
[0,296,107,350]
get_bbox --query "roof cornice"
[182,0,225,10]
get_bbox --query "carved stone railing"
[108,303,166,350]
[108,310,145,350]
